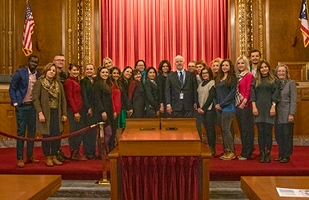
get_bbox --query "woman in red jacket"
[64,63,87,161]
[110,67,122,150]
[235,56,255,160]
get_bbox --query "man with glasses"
[53,54,70,161]
[53,54,68,84]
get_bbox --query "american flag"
[22,0,35,56]
[299,0,309,47]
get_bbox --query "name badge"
[180,92,184,99]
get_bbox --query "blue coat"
[9,67,41,106]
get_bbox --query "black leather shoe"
[264,150,271,163]
[259,151,265,163]
[280,158,290,163]
[86,155,96,160]
[56,149,70,162]
[274,157,282,161]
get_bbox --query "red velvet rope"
[0,125,97,142]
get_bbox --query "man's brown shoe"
[17,160,25,168]
[26,156,40,163]
[71,150,87,161]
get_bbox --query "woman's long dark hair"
[110,67,122,90]
[200,67,214,81]
[120,66,133,81]
[68,63,81,82]
[94,66,111,92]
[215,59,235,87]
[134,59,147,71]
[132,69,142,81]
[158,60,171,75]
[145,66,157,80]
[255,60,275,86]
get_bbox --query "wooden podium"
[0,175,61,200]
[109,118,211,200]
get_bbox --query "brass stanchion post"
[96,122,110,185]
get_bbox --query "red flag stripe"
[301,25,309,37]
[22,2,34,56]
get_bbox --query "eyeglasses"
[55,59,65,62]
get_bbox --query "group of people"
[9,49,297,168]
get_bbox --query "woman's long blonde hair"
[235,56,250,75]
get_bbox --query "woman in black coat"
[144,67,160,118]
[156,60,171,117]
[118,66,133,128]
[93,67,114,154]
[80,63,97,159]
[128,69,145,118]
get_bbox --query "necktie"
[179,71,183,86]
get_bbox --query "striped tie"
[179,71,183,86]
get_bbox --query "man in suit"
[9,55,41,168]
[165,55,198,118]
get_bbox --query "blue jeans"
[217,111,235,152]
[15,104,36,160]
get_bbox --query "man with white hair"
[165,55,198,118]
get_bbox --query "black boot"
[264,150,271,163]
[56,148,70,162]
[259,151,265,163]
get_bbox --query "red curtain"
[101,0,229,71]
[120,156,200,200]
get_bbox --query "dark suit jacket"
[119,78,132,111]
[165,70,198,111]
[128,80,145,118]
[80,76,94,111]
[144,80,160,111]
[9,67,41,106]
[93,80,114,127]
[157,74,167,105]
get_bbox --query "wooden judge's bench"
[108,118,211,200]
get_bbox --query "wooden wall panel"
[267,0,309,68]
[1,0,85,75]
[0,89,17,139]
[14,0,64,70]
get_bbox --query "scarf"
[279,78,288,90]
[40,77,59,98]
[235,71,248,106]
[141,70,146,84]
